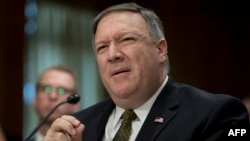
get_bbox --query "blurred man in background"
[31,66,80,141]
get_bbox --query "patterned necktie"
[113,110,137,141]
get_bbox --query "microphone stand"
[25,101,68,141]
[24,94,80,141]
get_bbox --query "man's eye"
[96,45,107,53]
[57,88,66,95]
[120,37,136,45]
[123,37,134,42]
[44,86,52,94]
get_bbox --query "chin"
[113,89,129,96]
[113,91,133,100]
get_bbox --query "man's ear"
[156,38,168,62]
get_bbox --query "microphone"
[25,94,80,141]
[67,94,80,104]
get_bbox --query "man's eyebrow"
[117,32,144,38]
[95,40,109,46]
[94,31,144,45]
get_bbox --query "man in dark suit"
[44,3,250,141]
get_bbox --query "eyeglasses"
[38,85,75,95]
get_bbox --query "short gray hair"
[92,2,165,42]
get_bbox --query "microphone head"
[66,94,80,104]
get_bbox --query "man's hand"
[44,115,84,141]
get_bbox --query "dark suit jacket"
[73,77,250,141]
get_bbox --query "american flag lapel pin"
[154,117,164,123]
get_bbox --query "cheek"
[34,96,44,106]
[58,105,71,112]
[97,59,109,80]
[135,55,157,79]
[97,57,106,69]
[133,52,151,70]
[36,100,47,110]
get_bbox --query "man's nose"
[108,43,124,63]
[48,90,58,99]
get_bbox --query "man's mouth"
[112,69,130,76]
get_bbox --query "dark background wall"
[0,0,249,140]
[0,0,24,140]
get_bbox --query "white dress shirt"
[33,131,43,141]
[103,75,168,141]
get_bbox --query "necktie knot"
[121,110,137,121]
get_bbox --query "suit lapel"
[136,77,179,141]
[95,100,115,141]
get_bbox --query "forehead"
[39,70,75,87]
